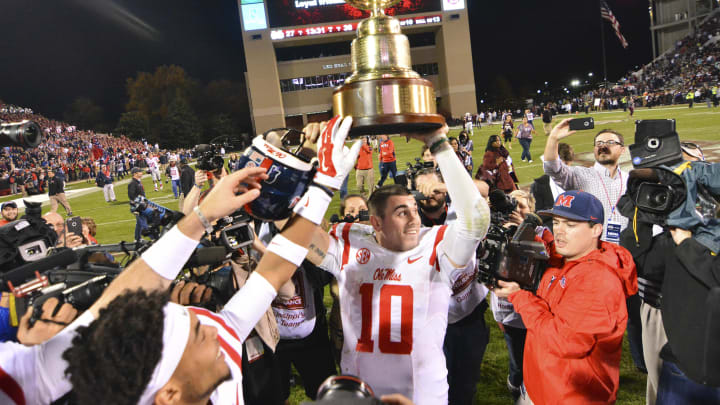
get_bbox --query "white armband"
[141,226,199,280]
[266,234,309,267]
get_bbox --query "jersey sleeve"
[220,271,278,342]
[319,223,346,277]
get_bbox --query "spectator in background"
[128,167,147,241]
[96,164,116,203]
[166,160,181,199]
[476,135,516,193]
[355,136,375,199]
[82,217,98,245]
[448,137,468,167]
[42,211,83,248]
[179,158,195,212]
[47,169,72,216]
[377,134,397,187]
[502,115,514,150]
[0,201,18,226]
[515,116,535,163]
[541,105,553,135]
[421,145,437,169]
[458,131,474,174]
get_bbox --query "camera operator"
[652,228,720,403]
[493,191,638,404]
[414,169,450,227]
[0,201,18,226]
[128,167,148,241]
[304,118,490,404]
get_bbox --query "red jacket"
[509,242,638,404]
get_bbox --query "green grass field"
[9,104,720,404]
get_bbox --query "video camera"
[0,201,57,270]
[476,191,549,291]
[129,196,184,240]
[623,119,720,227]
[394,158,436,201]
[329,210,370,224]
[0,120,42,148]
[194,143,225,172]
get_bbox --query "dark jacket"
[128,178,145,201]
[48,176,65,196]
[96,171,113,186]
[180,165,195,196]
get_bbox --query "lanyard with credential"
[595,169,623,219]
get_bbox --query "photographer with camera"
[493,190,637,404]
[43,211,83,248]
[304,119,490,404]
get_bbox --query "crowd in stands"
[0,104,193,196]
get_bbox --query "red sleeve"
[509,268,625,359]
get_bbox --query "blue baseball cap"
[538,190,605,225]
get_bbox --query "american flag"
[600,1,629,49]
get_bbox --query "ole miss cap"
[538,190,605,225]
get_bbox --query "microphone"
[1,249,78,292]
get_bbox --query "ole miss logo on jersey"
[356,248,371,264]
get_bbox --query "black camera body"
[394,158,435,194]
[477,213,549,291]
[330,210,370,224]
[194,144,225,172]
[0,201,57,270]
[630,119,683,169]
[0,120,42,148]
[301,375,382,405]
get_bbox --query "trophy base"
[333,77,445,138]
[348,114,445,136]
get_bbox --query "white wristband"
[266,234,309,268]
[141,226,199,280]
[292,185,332,225]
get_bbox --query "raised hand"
[314,116,362,190]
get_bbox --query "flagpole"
[600,0,608,86]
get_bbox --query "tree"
[161,96,202,148]
[115,111,150,141]
[64,97,105,131]
[124,65,199,139]
[203,113,237,144]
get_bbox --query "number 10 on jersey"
[356,283,414,355]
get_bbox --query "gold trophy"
[333,0,445,136]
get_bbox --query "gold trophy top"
[346,0,401,15]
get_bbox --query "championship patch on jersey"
[356,248,371,264]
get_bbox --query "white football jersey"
[0,311,94,405]
[320,223,474,404]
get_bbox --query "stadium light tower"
[570,79,580,87]
[588,72,594,77]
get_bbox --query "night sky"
[0,0,651,122]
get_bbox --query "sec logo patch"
[356,248,371,264]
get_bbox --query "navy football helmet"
[236,133,316,221]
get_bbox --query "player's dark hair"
[594,129,625,146]
[368,185,411,218]
[64,289,168,405]
[340,194,368,216]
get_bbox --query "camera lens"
[647,137,660,150]
[649,190,668,207]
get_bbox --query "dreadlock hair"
[64,289,169,405]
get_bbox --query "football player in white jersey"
[147,154,163,191]
[64,117,362,405]
[306,125,491,404]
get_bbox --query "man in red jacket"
[494,190,637,404]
